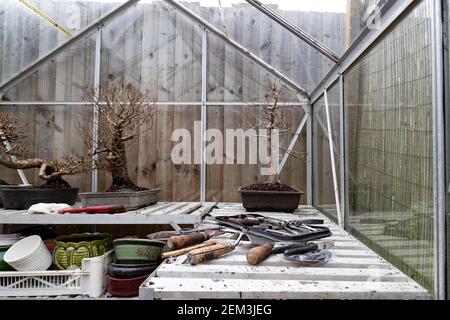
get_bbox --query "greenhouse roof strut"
[243,0,341,63]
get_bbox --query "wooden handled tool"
[246,242,274,265]
[187,233,244,265]
[167,232,211,250]
[161,240,216,259]
[58,205,127,214]
[227,217,260,226]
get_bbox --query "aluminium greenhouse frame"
[0,0,447,299]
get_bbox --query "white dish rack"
[0,250,113,298]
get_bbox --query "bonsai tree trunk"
[105,129,139,191]
[266,124,280,185]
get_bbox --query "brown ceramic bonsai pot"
[106,274,150,297]
[239,188,304,213]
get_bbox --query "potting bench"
[140,203,431,300]
[0,202,216,232]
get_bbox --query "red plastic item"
[58,205,127,214]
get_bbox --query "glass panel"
[0,0,120,81]
[345,0,434,291]
[345,0,388,49]
[256,0,347,55]
[313,81,340,221]
[2,34,96,101]
[95,105,201,201]
[0,104,201,200]
[100,1,203,102]
[0,105,92,192]
[182,0,344,92]
[207,34,301,103]
[206,105,307,202]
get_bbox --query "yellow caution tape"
[18,0,73,38]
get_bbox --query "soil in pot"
[0,178,79,210]
[106,178,148,193]
[240,182,299,192]
[239,183,304,213]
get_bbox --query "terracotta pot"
[106,274,150,297]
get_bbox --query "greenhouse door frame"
[443,0,450,301]
[310,0,447,299]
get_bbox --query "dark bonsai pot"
[0,184,32,207]
[0,186,79,210]
[239,188,304,213]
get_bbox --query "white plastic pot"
[3,235,52,271]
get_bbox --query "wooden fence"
[0,1,345,202]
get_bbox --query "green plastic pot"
[53,233,112,270]
[0,246,13,271]
[113,238,165,264]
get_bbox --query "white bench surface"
[140,203,431,300]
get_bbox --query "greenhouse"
[0,0,447,301]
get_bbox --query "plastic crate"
[0,250,113,298]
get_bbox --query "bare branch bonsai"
[0,112,92,188]
[81,82,156,192]
[245,82,295,188]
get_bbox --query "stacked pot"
[107,238,165,297]
[2,235,52,271]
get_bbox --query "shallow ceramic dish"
[106,274,150,297]
[107,262,158,279]
[53,232,112,270]
[0,245,13,271]
[113,238,165,264]
[3,235,52,271]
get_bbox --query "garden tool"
[227,216,261,226]
[58,205,128,214]
[167,229,224,250]
[187,232,246,265]
[161,240,217,259]
[246,241,318,265]
[213,214,332,244]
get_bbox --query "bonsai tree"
[81,82,156,192]
[243,81,301,191]
[0,112,92,188]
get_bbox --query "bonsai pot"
[0,184,32,207]
[53,232,112,270]
[78,189,160,211]
[106,274,150,297]
[239,189,304,213]
[113,238,165,264]
[107,262,158,279]
[0,186,78,210]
